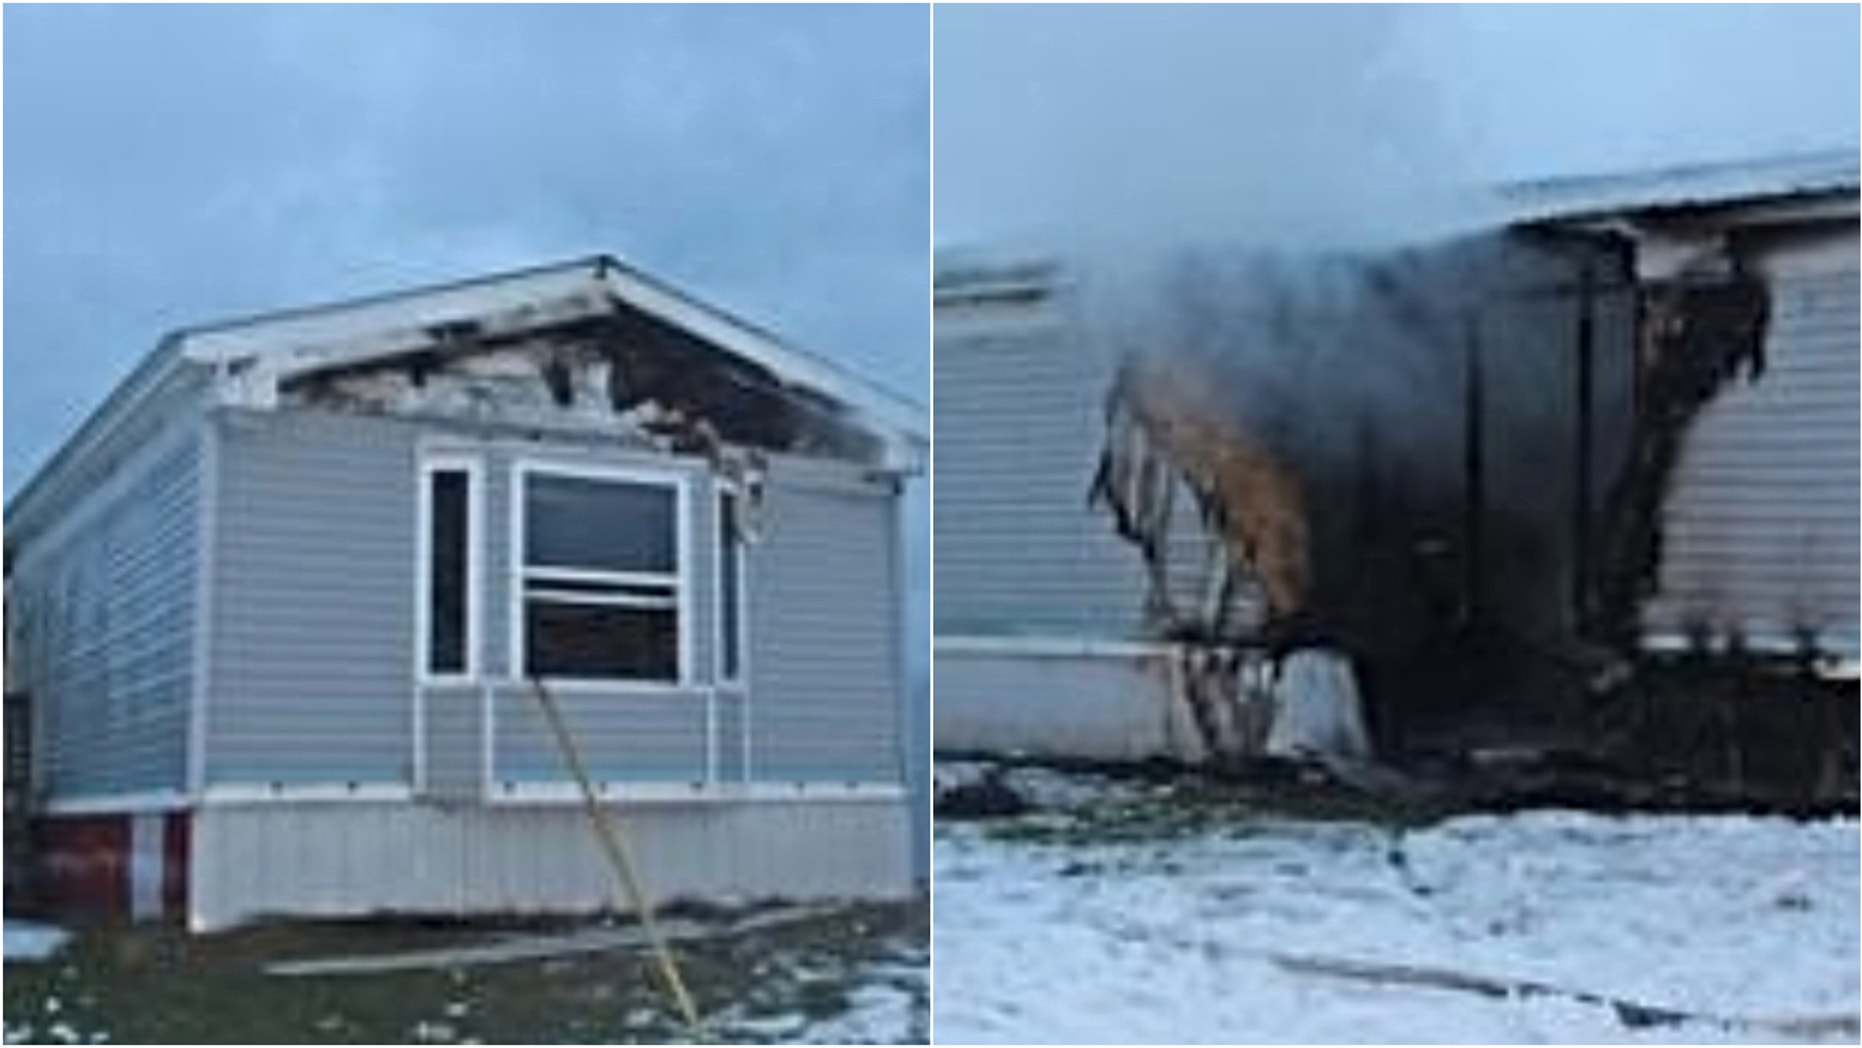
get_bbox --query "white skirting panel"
[933,638,1203,762]
[188,796,912,932]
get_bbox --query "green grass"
[3,899,926,1045]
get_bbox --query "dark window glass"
[525,600,678,680]
[719,493,742,680]
[427,470,469,674]
[525,475,676,573]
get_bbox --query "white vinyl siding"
[1643,227,1860,657]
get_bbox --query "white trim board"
[713,483,750,689]
[199,782,415,805]
[39,789,191,816]
[484,781,906,806]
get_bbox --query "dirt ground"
[2,897,927,1045]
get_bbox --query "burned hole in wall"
[1086,229,1803,774]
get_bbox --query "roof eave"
[593,260,927,451]
[6,340,208,552]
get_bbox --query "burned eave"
[279,296,885,465]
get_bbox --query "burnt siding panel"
[1646,259,1861,654]
[749,474,902,783]
[935,312,1157,638]
[208,409,417,784]
[14,430,198,799]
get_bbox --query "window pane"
[524,475,676,574]
[427,470,469,674]
[719,493,741,680]
[526,600,678,680]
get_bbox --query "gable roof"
[8,255,926,546]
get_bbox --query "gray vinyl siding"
[748,464,904,783]
[1644,231,1860,655]
[934,304,1159,639]
[491,688,711,786]
[10,427,199,799]
[207,409,419,784]
[715,688,747,782]
[207,405,901,792]
[421,684,482,800]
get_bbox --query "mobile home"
[934,151,1857,776]
[7,256,927,931]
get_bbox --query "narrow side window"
[425,466,473,677]
[717,490,743,683]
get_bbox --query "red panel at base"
[33,811,191,924]
[34,814,129,918]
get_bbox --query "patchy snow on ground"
[716,946,929,1044]
[4,901,926,1044]
[3,920,70,964]
[934,774,1859,1044]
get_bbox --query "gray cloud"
[5,2,930,668]
[6,4,929,489]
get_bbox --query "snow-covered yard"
[933,766,1859,1044]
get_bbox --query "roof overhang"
[181,255,926,470]
[1500,148,1860,230]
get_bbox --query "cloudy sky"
[936,4,1860,249]
[5,4,930,664]
[5,4,929,493]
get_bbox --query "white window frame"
[415,454,483,686]
[714,485,750,688]
[509,459,693,689]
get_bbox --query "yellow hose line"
[528,677,705,1041]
